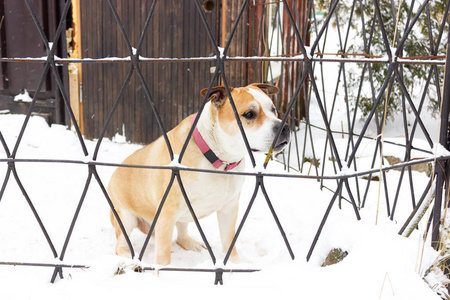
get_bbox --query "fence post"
[433,25,450,250]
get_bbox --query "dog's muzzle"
[273,122,290,153]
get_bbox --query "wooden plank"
[70,0,83,133]
[280,0,308,121]
[0,0,8,90]
[247,1,263,83]
[117,0,130,141]
[69,73,80,127]
[80,0,88,137]
[114,1,123,139]
[129,0,139,143]
[93,0,100,138]
[221,0,248,87]
[103,1,112,138]
[99,0,105,138]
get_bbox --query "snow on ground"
[0,112,443,300]
[0,14,446,299]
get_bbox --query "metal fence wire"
[0,0,449,285]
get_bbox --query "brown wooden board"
[221,0,249,87]
[248,0,310,123]
[80,0,219,144]
[79,0,309,143]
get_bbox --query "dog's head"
[200,83,290,154]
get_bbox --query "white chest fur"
[176,162,245,223]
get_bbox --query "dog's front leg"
[155,212,177,265]
[217,199,240,263]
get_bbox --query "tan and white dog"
[108,83,290,265]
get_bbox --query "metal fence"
[0,0,449,285]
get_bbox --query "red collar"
[191,113,241,171]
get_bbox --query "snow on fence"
[0,0,449,286]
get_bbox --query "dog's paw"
[229,253,240,264]
[116,247,133,259]
[176,236,206,252]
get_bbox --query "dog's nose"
[281,122,290,135]
[273,122,290,152]
[274,122,290,136]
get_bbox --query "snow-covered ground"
[0,11,447,299]
[0,106,445,300]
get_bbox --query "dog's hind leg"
[176,222,205,252]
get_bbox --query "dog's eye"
[243,111,256,119]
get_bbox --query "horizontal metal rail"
[0,154,445,181]
[0,261,259,285]
[0,261,88,269]
[0,55,445,65]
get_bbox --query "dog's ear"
[250,83,279,95]
[200,86,233,107]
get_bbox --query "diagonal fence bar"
[0,0,448,286]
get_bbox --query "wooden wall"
[78,0,307,143]
[80,0,220,143]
